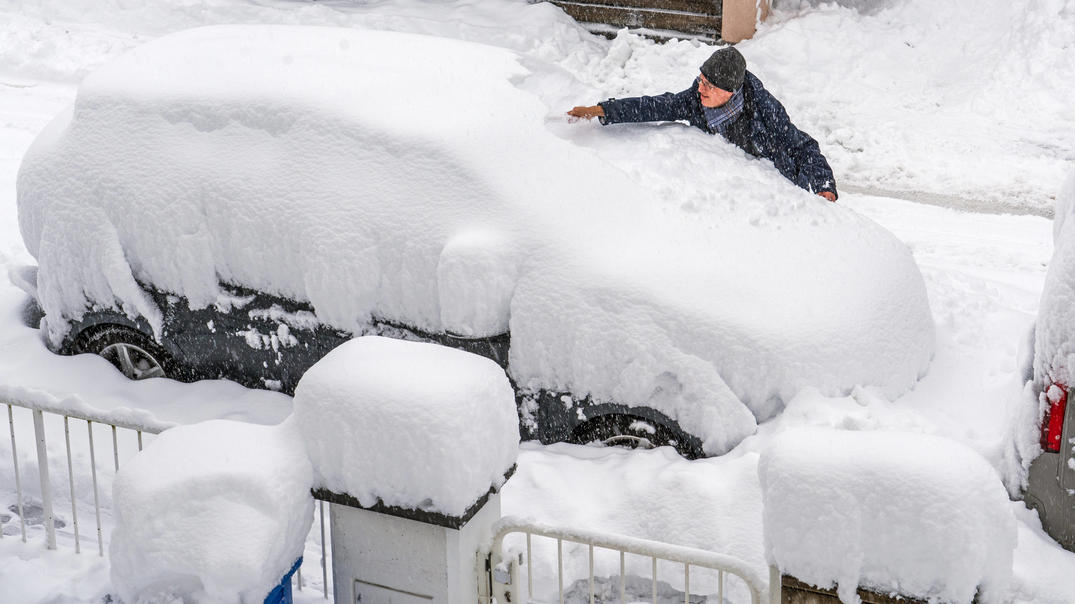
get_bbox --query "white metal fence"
[5,394,778,604]
[486,518,776,604]
[2,395,334,599]
[4,396,167,554]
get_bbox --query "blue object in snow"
[264,558,303,604]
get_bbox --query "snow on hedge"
[110,419,313,603]
[1034,170,1075,390]
[760,429,1015,603]
[17,25,934,454]
[293,336,518,517]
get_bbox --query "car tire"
[571,414,684,454]
[74,325,176,381]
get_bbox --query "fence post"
[768,566,781,604]
[31,409,56,550]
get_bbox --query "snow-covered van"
[1024,173,1075,550]
[15,25,935,456]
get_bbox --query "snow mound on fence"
[1035,170,1075,390]
[760,428,1015,604]
[110,419,313,603]
[17,25,934,454]
[293,336,519,517]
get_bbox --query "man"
[568,47,838,201]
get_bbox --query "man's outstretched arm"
[567,88,697,125]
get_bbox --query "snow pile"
[760,429,1016,603]
[110,419,314,603]
[747,0,1075,214]
[17,25,934,454]
[1034,170,1075,389]
[293,336,519,517]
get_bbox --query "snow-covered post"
[293,336,520,604]
[759,429,1017,604]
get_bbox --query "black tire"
[571,414,685,454]
[73,325,176,381]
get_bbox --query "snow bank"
[748,0,1075,214]
[1035,171,1075,390]
[17,25,934,454]
[760,429,1015,603]
[293,336,519,517]
[110,419,314,603]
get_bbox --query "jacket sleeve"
[753,88,838,198]
[598,88,697,125]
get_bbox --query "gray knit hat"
[700,47,746,92]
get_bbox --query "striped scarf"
[701,85,744,135]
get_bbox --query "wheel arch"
[569,402,706,459]
[62,310,174,358]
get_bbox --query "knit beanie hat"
[700,47,746,92]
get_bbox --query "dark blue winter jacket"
[598,71,838,198]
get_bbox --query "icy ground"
[1,0,1074,602]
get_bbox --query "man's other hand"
[567,105,605,121]
[818,191,836,202]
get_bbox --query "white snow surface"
[760,428,1016,604]
[293,336,519,517]
[2,1,1075,602]
[110,418,314,604]
[1034,170,1075,389]
[745,0,1075,216]
[16,23,934,454]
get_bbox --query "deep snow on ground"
[1,0,1074,602]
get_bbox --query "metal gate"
[484,517,774,604]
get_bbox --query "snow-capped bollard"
[110,420,315,604]
[759,428,1016,604]
[293,336,520,604]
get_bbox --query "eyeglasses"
[697,75,727,93]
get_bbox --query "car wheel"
[571,414,678,452]
[75,325,173,381]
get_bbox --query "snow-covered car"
[1024,175,1075,551]
[15,25,935,457]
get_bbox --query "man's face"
[698,74,735,108]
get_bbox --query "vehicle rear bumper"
[1026,450,1075,551]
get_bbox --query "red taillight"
[1041,383,1069,453]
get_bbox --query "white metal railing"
[7,392,783,604]
[486,517,774,604]
[3,392,333,599]
[4,392,171,554]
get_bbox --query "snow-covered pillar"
[293,336,521,604]
[318,486,506,604]
[759,429,1017,604]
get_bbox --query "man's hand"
[818,191,836,202]
[567,105,605,121]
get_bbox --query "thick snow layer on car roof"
[17,25,934,454]
[1035,171,1075,390]
[760,428,1015,603]
[110,419,313,603]
[292,336,519,517]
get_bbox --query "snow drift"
[17,25,934,454]
[760,428,1015,603]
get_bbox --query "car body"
[1023,174,1075,550]
[15,25,935,456]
